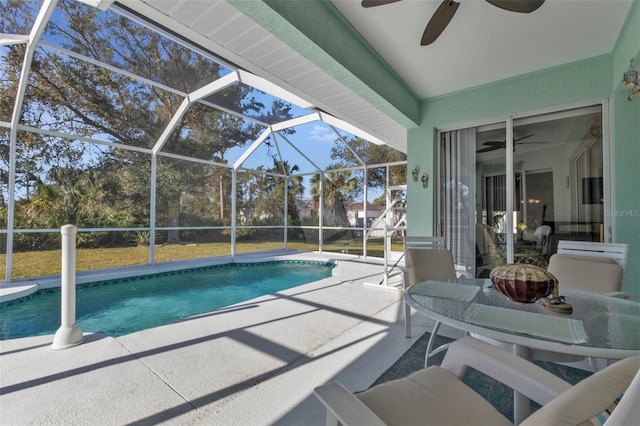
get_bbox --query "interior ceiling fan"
[361,0,545,45]
[477,134,550,153]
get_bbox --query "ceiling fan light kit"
[362,0,545,46]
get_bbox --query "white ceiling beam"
[6,0,58,281]
[75,0,115,11]
[188,72,239,103]
[39,41,188,97]
[151,98,190,155]
[270,112,321,132]
[0,34,29,45]
[277,132,322,172]
[152,73,240,156]
[233,128,273,169]
[329,125,364,166]
[16,124,152,154]
[271,133,287,175]
[156,151,230,168]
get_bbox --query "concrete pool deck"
[0,252,443,425]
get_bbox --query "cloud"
[308,124,335,143]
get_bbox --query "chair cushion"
[356,366,512,426]
[405,249,457,286]
[584,393,623,425]
[520,356,640,426]
[547,254,622,293]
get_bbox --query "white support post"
[512,344,531,425]
[51,225,84,350]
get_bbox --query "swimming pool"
[0,260,334,340]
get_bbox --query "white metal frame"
[435,99,613,271]
[0,0,408,282]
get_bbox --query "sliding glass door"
[438,103,608,277]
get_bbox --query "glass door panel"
[438,103,606,278]
[474,123,508,277]
[513,105,604,264]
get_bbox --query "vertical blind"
[439,128,476,276]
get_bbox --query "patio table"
[405,278,640,424]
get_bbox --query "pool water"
[0,261,334,340]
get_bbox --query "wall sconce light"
[421,173,429,189]
[622,58,640,101]
[412,166,420,182]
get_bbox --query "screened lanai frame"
[0,0,407,282]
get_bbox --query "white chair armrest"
[314,382,386,426]
[441,336,572,406]
[604,362,640,426]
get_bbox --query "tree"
[16,167,134,248]
[310,165,358,227]
[1,0,294,245]
[254,160,304,224]
[330,137,407,191]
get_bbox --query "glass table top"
[406,279,640,355]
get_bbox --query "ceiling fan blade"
[421,0,460,46]
[483,141,506,146]
[485,0,545,14]
[477,146,501,153]
[515,141,551,145]
[514,134,535,142]
[361,0,402,8]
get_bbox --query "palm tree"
[310,165,358,227]
[18,167,133,246]
[251,160,304,224]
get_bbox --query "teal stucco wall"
[610,2,640,293]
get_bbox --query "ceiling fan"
[361,0,545,45]
[476,134,550,153]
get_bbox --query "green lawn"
[1,239,404,279]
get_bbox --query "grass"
[1,239,405,279]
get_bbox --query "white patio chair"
[314,336,640,426]
[548,253,627,297]
[403,237,460,366]
[556,240,628,273]
[542,248,629,370]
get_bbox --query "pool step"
[0,282,39,304]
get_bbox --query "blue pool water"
[0,261,334,340]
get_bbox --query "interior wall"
[478,144,576,225]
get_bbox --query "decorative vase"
[490,264,557,303]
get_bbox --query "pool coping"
[0,250,391,304]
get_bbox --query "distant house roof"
[295,199,312,208]
[346,203,384,212]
